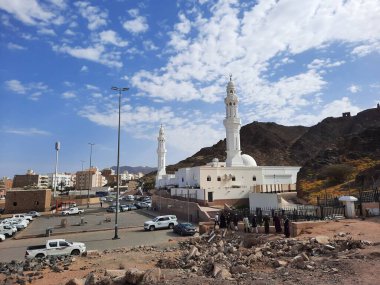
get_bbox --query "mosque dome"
[241,154,257,167]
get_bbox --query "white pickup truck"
[25,239,87,259]
[61,207,84,215]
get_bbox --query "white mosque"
[155,77,300,207]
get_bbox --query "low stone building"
[4,189,51,214]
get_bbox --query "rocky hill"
[111,166,156,175]
[151,107,380,203]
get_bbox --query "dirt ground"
[1,217,380,285]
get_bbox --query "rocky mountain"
[160,107,380,202]
[111,166,156,175]
[166,122,308,173]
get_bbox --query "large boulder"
[124,268,145,285]
[65,278,85,285]
[141,268,162,284]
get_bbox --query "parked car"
[144,215,178,231]
[119,204,129,212]
[26,211,41,218]
[12,214,33,221]
[0,233,5,242]
[61,207,84,215]
[135,202,149,209]
[126,195,135,201]
[0,224,17,234]
[0,225,15,237]
[100,197,107,201]
[4,219,28,230]
[125,204,137,211]
[106,206,120,213]
[25,239,87,259]
[173,223,197,236]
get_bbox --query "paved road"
[0,227,179,262]
[0,209,188,262]
[16,208,154,238]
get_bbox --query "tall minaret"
[223,75,244,167]
[155,124,167,187]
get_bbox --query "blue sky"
[0,0,379,178]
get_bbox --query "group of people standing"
[214,211,290,238]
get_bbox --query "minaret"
[155,124,167,187]
[223,75,244,167]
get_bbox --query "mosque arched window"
[207,175,211,181]
[252,176,256,181]
[217,176,221,181]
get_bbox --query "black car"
[173,223,197,236]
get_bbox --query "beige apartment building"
[75,167,106,190]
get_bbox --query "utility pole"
[54,142,60,198]
[111,86,129,240]
[88,143,95,208]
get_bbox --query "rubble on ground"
[0,234,376,285]
[155,229,374,282]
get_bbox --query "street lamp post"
[187,185,190,223]
[111,86,129,240]
[88,143,95,208]
[54,142,60,198]
[80,160,85,197]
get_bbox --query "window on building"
[181,178,184,182]
[13,202,17,206]
[207,175,211,181]
[232,176,236,181]
[217,176,221,181]
[252,176,256,181]
[34,201,39,205]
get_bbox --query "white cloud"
[85,84,99,90]
[129,0,380,126]
[91,93,102,98]
[307,58,345,70]
[64,29,75,36]
[143,40,158,51]
[74,1,107,30]
[122,9,148,34]
[62,91,76,99]
[352,42,380,57]
[48,0,67,9]
[7,42,26,50]
[37,27,56,36]
[347,84,361,93]
[5,79,26,94]
[80,65,88,72]
[0,0,54,25]
[3,127,50,136]
[78,101,224,156]
[5,79,48,100]
[285,97,361,126]
[53,44,122,68]
[99,30,128,47]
